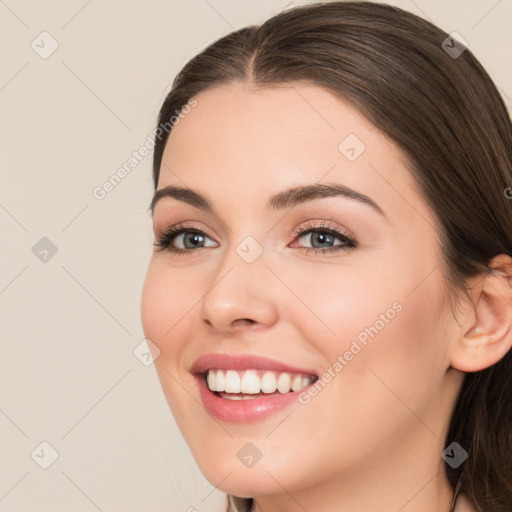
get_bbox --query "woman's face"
[141,82,462,504]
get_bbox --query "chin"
[190,441,307,499]
[200,464,288,499]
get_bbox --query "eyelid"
[290,220,355,241]
[155,221,217,240]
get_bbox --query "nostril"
[233,319,256,327]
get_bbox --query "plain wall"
[1,1,510,511]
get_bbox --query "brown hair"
[151,2,512,510]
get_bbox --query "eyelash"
[153,220,357,257]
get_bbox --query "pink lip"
[190,353,318,423]
[190,353,318,376]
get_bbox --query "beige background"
[1,1,510,511]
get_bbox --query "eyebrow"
[149,182,387,219]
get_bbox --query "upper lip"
[190,353,318,377]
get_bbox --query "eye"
[290,220,357,255]
[153,223,217,256]
[153,220,357,257]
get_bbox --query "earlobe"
[450,254,512,373]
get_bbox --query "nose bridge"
[198,230,278,330]
[216,217,272,282]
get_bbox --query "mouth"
[202,368,318,400]
[190,353,319,422]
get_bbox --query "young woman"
[141,2,512,511]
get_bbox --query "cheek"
[141,264,202,437]
[292,262,448,432]
[140,261,195,351]
[140,269,168,349]
[140,261,203,401]
[278,261,397,353]
[318,271,449,441]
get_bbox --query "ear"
[451,254,512,373]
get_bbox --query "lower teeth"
[217,391,278,400]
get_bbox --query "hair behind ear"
[445,352,512,509]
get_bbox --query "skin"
[141,82,512,512]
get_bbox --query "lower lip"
[195,374,307,422]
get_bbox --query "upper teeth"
[206,369,314,394]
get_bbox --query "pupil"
[186,233,203,247]
[313,232,332,247]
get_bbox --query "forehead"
[158,81,432,227]
[163,81,382,165]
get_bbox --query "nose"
[199,242,279,333]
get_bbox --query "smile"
[191,353,319,422]
[205,369,316,397]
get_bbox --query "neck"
[250,474,454,512]
[249,444,456,512]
